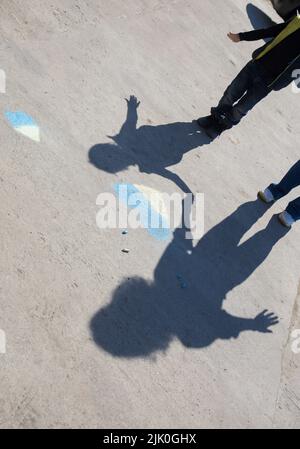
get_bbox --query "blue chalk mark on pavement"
[115,183,171,241]
[5,111,36,128]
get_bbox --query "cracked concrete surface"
[0,0,299,428]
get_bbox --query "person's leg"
[211,61,253,120]
[228,80,270,126]
[286,197,300,221]
[268,160,300,200]
[212,62,271,128]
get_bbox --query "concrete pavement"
[0,0,299,428]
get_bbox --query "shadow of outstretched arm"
[115,95,140,140]
[160,167,192,195]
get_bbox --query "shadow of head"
[90,202,288,359]
[88,142,135,174]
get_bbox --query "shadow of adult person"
[90,199,288,358]
[88,96,212,194]
[246,3,277,43]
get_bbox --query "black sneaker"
[196,115,216,129]
[204,121,227,139]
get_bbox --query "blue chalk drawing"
[5,111,36,127]
[5,111,40,142]
[115,183,171,241]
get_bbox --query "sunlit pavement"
[0,0,299,428]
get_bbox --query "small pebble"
[122,248,130,253]
[122,230,128,235]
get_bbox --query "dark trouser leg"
[216,62,253,109]
[287,197,300,221]
[268,160,300,200]
[211,61,270,128]
[228,79,270,125]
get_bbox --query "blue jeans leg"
[268,160,300,221]
[286,197,300,221]
[268,160,300,199]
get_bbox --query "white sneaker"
[278,211,295,228]
[258,188,275,204]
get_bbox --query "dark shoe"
[196,115,216,129]
[204,121,227,139]
[211,107,234,130]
